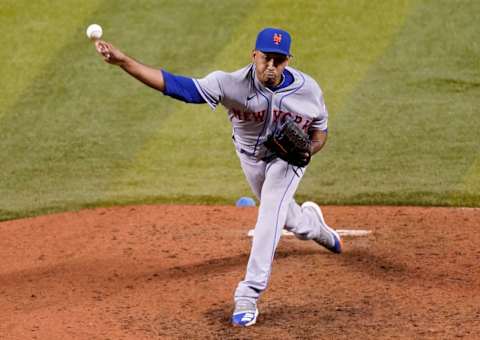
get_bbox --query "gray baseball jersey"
[194,64,328,159]
[194,64,330,304]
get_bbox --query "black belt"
[233,135,276,163]
[239,148,276,163]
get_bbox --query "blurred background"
[0,0,479,220]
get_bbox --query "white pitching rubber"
[247,229,371,237]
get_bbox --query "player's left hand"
[264,118,312,168]
[298,150,312,166]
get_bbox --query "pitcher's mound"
[0,205,479,339]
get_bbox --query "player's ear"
[251,50,257,62]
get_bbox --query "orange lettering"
[273,33,282,45]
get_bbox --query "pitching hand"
[95,40,126,65]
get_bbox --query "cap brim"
[258,48,291,56]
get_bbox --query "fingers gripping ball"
[86,24,103,40]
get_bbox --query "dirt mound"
[0,205,479,339]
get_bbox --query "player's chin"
[263,77,277,87]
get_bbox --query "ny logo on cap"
[273,33,282,45]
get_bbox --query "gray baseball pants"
[234,149,322,304]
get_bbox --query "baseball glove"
[264,118,312,167]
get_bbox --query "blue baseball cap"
[255,27,292,56]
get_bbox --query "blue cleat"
[232,300,259,327]
[302,202,343,254]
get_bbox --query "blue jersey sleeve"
[161,70,205,104]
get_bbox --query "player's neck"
[266,73,285,90]
[276,73,286,87]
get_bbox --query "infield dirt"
[0,205,479,339]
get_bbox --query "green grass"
[0,0,479,221]
[301,0,480,205]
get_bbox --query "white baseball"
[86,24,103,40]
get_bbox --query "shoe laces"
[234,300,256,313]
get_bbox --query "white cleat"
[302,201,343,254]
[231,300,259,327]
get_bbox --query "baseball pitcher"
[94,27,343,327]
